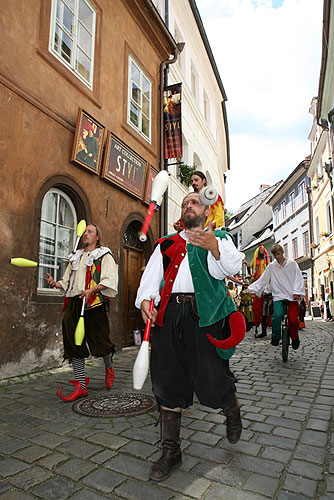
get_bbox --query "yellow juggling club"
[73,219,87,253]
[75,297,86,346]
[10,258,38,268]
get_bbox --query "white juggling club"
[138,171,169,242]
[133,296,156,390]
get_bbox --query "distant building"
[266,159,312,307]
[226,183,281,276]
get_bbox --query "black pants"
[62,297,114,359]
[150,301,237,410]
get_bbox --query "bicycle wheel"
[282,327,289,362]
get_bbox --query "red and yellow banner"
[163,83,182,159]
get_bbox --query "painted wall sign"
[101,132,146,199]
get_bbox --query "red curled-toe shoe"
[105,366,115,390]
[58,377,89,401]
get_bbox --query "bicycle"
[281,299,290,362]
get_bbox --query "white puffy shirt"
[248,258,305,302]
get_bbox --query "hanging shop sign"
[101,132,146,200]
[163,83,182,159]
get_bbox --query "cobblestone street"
[0,320,333,500]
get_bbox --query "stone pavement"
[0,320,333,500]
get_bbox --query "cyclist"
[248,244,305,349]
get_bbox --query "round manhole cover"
[72,392,157,417]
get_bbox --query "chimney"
[260,184,270,192]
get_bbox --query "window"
[274,207,279,226]
[289,191,295,212]
[292,237,298,259]
[49,0,96,88]
[281,200,286,219]
[283,243,289,258]
[299,181,306,204]
[191,64,198,99]
[315,216,320,243]
[303,231,309,256]
[203,91,210,123]
[326,200,333,233]
[38,189,77,291]
[238,230,242,249]
[128,56,152,141]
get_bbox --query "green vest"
[157,230,236,327]
[187,230,236,327]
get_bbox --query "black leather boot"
[223,393,242,444]
[150,409,182,481]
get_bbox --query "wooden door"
[123,246,144,346]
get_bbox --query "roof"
[242,223,274,252]
[226,183,281,231]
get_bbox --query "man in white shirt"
[136,192,245,482]
[248,244,305,349]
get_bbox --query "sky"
[195,0,324,212]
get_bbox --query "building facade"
[0,0,177,378]
[266,160,312,306]
[311,0,334,304]
[152,0,230,232]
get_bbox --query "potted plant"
[320,231,331,239]
[178,164,196,187]
[310,242,320,249]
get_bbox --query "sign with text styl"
[101,133,146,199]
[163,83,182,159]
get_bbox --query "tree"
[225,209,234,221]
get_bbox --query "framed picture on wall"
[71,108,105,174]
[143,165,159,205]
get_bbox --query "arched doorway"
[122,221,151,346]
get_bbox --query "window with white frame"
[281,200,286,220]
[302,231,309,256]
[315,216,320,243]
[289,190,295,212]
[49,0,96,88]
[326,200,333,233]
[203,91,210,123]
[38,189,77,291]
[292,237,298,259]
[283,243,289,258]
[128,56,152,141]
[299,181,306,204]
[191,64,198,100]
[274,207,279,226]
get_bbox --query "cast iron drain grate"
[72,392,157,417]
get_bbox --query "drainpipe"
[159,42,185,236]
[306,182,314,302]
